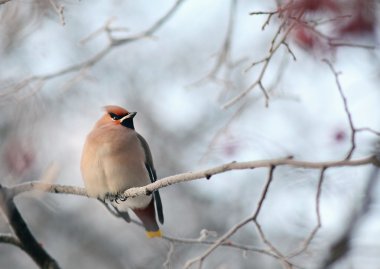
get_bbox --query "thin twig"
[223,23,296,109]
[11,182,87,197]
[163,242,175,269]
[190,0,237,93]
[183,166,292,269]
[356,127,380,136]
[323,59,356,160]
[208,0,237,78]
[48,0,65,26]
[254,222,292,269]
[328,42,377,50]
[252,166,293,268]
[253,165,276,220]
[288,168,326,257]
[282,41,297,61]
[80,18,117,45]
[2,0,186,96]
[163,234,277,258]
[182,214,268,269]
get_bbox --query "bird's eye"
[109,113,122,121]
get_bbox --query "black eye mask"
[109,113,123,120]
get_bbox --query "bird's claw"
[105,193,127,203]
[116,193,127,203]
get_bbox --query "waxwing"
[81,105,164,238]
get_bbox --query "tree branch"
[288,167,326,257]
[0,185,60,269]
[11,182,87,197]
[3,155,378,269]
[0,233,22,248]
[323,59,356,160]
[2,0,186,96]
[122,155,377,199]
[163,234,279,259]
[222,22,296,109]
[183,166,295,269]
[9,155,378,200]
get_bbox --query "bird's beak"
[120,112,137,123]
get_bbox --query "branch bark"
[10,155,378,199]
[2,155,378,269]
[0,233,22,248]
[0,185,60,269]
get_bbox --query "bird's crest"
[103,105,129,116]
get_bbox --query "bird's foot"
[105,193,127,203]
[115,193,127,203]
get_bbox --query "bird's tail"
[133,199,162,238]
[146,230,162,238]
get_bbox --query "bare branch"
[207,0,237,78]
[163,242,175,269]
[0,233,22,248]
[223,23,296,109]
[183,166,294,269]
[309,14,353,26]
[250,11,278,16]
[6,155,376,269]
[249,9,280,30]
[190,0,237,93]
[183,214,264,269]
[323,59,356,159]
[122,155,376,199]
[80,18,117,45]
[288,167,327,257]
[356,127,380,136]
[253,165,276,219]
[258,81,270,107]
[48,0,65,26]
[254,222,292,269]
[291,17,377,51]
[112,0,186,46]
[0,186,60,269]
[252,166,293,268]
[2,0,186,96]
[2,155,378,269]
[164,234,277,258]
[282,41,297,61]
[328,42,377,50]
[11,182,87,197]
[10,155,377,199]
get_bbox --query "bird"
[80,105,164,238]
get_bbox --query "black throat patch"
[121,118,135,129]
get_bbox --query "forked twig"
[323,59,356,160]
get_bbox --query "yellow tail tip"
[146,230,162,238]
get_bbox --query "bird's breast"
[81,127,150,202]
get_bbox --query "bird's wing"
[137,133,164,224]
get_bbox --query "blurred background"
[0,0,380,268]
